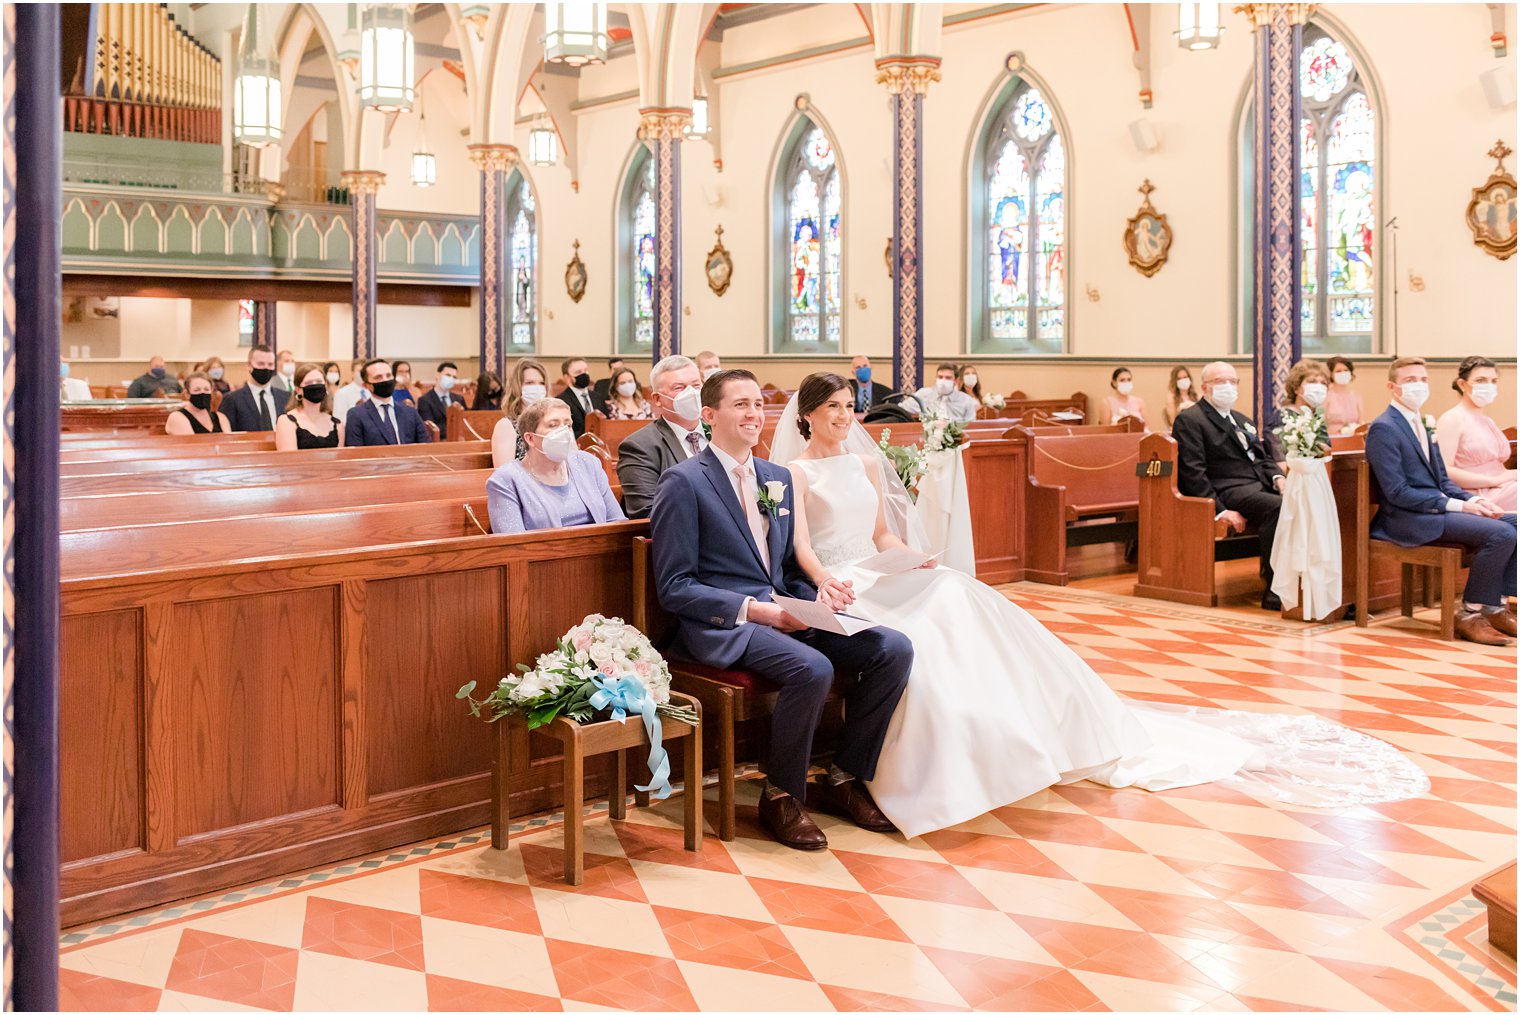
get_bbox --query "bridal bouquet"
[982,392,1007,410]
[458,615,697,798]
[1272,406,1331,459]
[877,429,928,501]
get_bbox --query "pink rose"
[573,631,593,651]
[599,662,618,676]
[635,660,651,677]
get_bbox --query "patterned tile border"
[1391,882,1517,1011]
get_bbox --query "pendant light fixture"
[1176,3,1224,50]
[359,2,415,111]
[411,89,436,187]
[686,94,710,140]
[543,3,608,67]
[234,4,282,147]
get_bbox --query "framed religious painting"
[1467,140,1517,261]
[1123,179,1172,277]
[705,225,733,296]
[564,239,588,303]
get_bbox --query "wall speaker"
[1480,66,1516,108]
[1128,118,1159,153]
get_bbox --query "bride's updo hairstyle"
[794,372,852,439]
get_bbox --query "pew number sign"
[1124,179,1173,277]
[1137,456,1173,478]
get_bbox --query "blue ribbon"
[589,675,673,799]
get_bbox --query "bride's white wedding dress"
[787,451,1429,839]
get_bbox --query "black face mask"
[370,379,396,399]
[189,392,213,411]
[302,383,328,404]
[249,367,276,385]
[573,372,592,389]
[488,388,502,400]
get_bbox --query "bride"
[771,372,1427,838]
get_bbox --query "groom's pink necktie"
[733,464,770,574]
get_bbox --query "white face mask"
[536,425,575,463]
[961,373,978,389]
[521,383,547,404]
[1209,382,1239,412]
[1333,370,1352,385]
[1116,381,1134,396]
[1301,382,1328,408]
[1399,381,1429,410]
[702,367,720,381]
[326,372,341,385]
[935,377,955,396]
[280,362,295,378]
[617,380,638,398]
[670,385,702,421]
[1470,382,1499,407]
[1176,377,1191,392]
[438,374,456,392]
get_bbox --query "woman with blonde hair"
[1161,365,1196,429]
[276,362,344,450]
[493,358,550,467]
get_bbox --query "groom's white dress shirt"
[709,441,771,625]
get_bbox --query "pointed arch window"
[774,119,842,353]
[616,147,656,355]
[506,172,537,351]
[974,80,1066,354]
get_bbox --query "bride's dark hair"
[794,371,851,439]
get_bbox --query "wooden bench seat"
[62,450,494,497]
[1021,426,1147,585]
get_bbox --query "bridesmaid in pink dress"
[1324,355,1365,434]
[1099,367,1148,428]
[1436,356,1516,511]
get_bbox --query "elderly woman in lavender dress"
[486,398,625,534]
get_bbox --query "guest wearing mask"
[204,356,232,395]
[1325,355,1364,434]
[390,360,418,408]
[696,350,723,381]
[1437,356,1516,511]
[556,356,598,438]
[127,356,183,398]
[847,355,893,413]
[1267,359,1332,461]
[473,371,503,410]
[344,359,431,446]
[494,358,549,467]
[276,363,345,450]
[60,361,91,401]
[220,344,284,432]
[486,398,626,534]
[913,363,979,422]
[1367,357,1516,645]
[593,356,625,410]
[616,354,707,518]
[604,366,654,420]
[1162,365,1196,429]
[332,357,369,422]
[957,365,985,410]
[164,372,231,435]
[1172,361,1286,610]
[416,361,460,438]
[276,349,297,392]
[1100,367,1148,427]
[321,361,343,395]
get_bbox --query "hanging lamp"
[234,3,282,147]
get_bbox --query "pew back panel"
[443,404,506,442]
[1023,429,1145,585]
[61,440,489,476]
[61,452,494,498]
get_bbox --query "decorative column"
[878,60,940,395]
[1244,3,1312,425]
[469,144,518,380]
[639,110,690,362]
[252,300,277,351]
[341,170,386,361]
[6,3,63,1009]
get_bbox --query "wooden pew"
[62,451,493,498]
[62,401,181,431]
[60,512,653,924]
[963,428,1029,583]
[978,390,1089,423]
[61,469,495,531]
[59,431,273,454]
[444,403,507,442]
[1021,426,1147,585]
[61,439,487,477]
[61,436,279,463]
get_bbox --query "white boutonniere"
[1422,414,1437,440]
[758,479,787,517]
[1242,420,1257,435]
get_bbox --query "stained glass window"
[1299,28,1375,346]
[506,175,536,350]
[621,154,656,353]
[776,121,841,352]
[980,81,1065,352]
[237,298,255,346]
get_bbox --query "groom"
[650,369,914,850]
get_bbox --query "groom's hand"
[749,602,808,632]
[818,578,855,611]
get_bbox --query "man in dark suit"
[1366,356,1516,645]
[126,355,184,398]
[592,356,625,413]
[344,358,432,447]
[1172,360,1286,610]
[220,344,285,432]
[650,369,911,851]
[617,354,707,518]
[556,356,597,438]
[847,355,894,414]
[415,360,460,439]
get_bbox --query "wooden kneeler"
[490,692,702,886]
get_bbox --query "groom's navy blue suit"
[650,446,913,799]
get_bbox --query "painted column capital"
[638,109,692,141]
[340,170,387,196]
[1233,3,1316,30]
[875,59,942,96]
[468,144,519,172]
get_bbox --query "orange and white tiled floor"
[59,587,1517,1012]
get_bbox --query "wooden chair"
[1353,456,1468,641]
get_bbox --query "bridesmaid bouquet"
[877,429,929,501]
[982,393,1007,410]
[1273,406,1331,459]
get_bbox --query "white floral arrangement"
[982,392,1007,410]
[1422,414,1438,441]
[922,405,966,453]
[1272,406,1331,460]
[877,429,929,503]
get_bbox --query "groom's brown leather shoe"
[1487,609,1518,637]
[809,777,898,834]
[758,792,828,851]
[1457,613,1509,646]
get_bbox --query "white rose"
[764,480,786,501]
